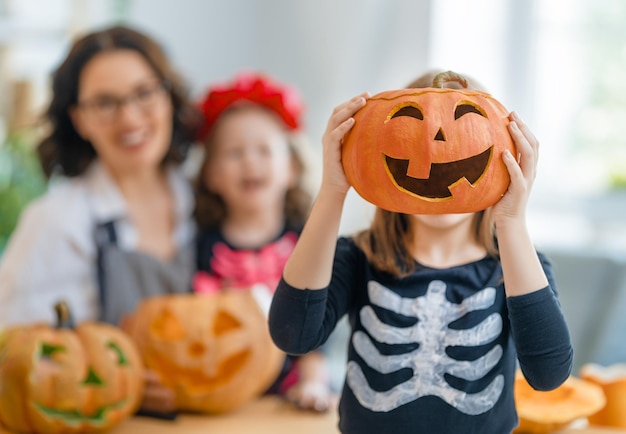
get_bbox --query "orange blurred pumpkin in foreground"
[0,301,144,433]
[513,371,606,433]
[342,70,516,214]
[580,363,626,429]
[123,292,284,413]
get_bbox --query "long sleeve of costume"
[269,237,574,434]
[269,236,358,355]
[507,255,573,390]
[269,284,330,354]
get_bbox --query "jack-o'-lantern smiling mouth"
[147,348,251,389]
[383,146,494,200]
[34,400,128,423]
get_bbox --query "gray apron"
[95,220,194,326]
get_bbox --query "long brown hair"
[37,25,202,178]
[353,209,497,277]
[352,69,499,277]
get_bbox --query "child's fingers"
[332,94,367,125]
[509,112,537,142]
[502,149,523,187]
[333,91,369,114]
[327,93,368,132]
[322,118,354,144]
[144,369,162,385]
[508,120,536,181]
[510,112,539,161]
[331,118,355,144]
[142,387,176,413]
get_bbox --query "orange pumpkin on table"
[342,70,516,214]
[580,363,626,429]
[513,371,606,433]
[0,301,144,434]
[122,291,284,414]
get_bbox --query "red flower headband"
[197,71,304,140]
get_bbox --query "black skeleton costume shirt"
[269,237,573,434]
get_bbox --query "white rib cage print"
[347,280,504,414]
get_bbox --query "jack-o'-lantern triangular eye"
[454,102,486,120]
[107,341,128,366]
[40,342,64,358]
[390,105,423,120]
[150,309,186,341]
[214,311,242,335]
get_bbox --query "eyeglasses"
[77,81,170,122]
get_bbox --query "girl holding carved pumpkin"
[192,72,336,412]
[268,71,573,433]
[0,25,202,414]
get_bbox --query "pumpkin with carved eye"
[342,71,516,214]
[123,292,284,413]
[0,301,144,434]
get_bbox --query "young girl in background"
[268,71,573,433]
[193,72,336,412]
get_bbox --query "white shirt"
[0,162,195,327]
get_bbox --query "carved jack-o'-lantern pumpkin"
[123,292,284,413]
[0,301,144,434]
[342,71,516,214]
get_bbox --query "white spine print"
[347,280,504,414]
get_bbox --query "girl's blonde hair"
[352,69,499,277]
[353,209,497,277]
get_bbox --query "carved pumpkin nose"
[434,127,446,141]
[188,341,206,357]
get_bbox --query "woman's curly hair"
[37,25,202,178]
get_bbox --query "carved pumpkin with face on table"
[0,301,144,434]
[123,291,284,414]
[342,71,516,214]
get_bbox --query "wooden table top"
[111,397,339,434]
[1,396,625,433]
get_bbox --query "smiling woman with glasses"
[0,25,203,415]
[37,27,200,178]
[76,80,171,123]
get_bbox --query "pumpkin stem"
[54,300,75,329]
[432,71,468,89]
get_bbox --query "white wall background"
[2,0,625,248]
[123,0,433,234]
[3,0,626,382]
